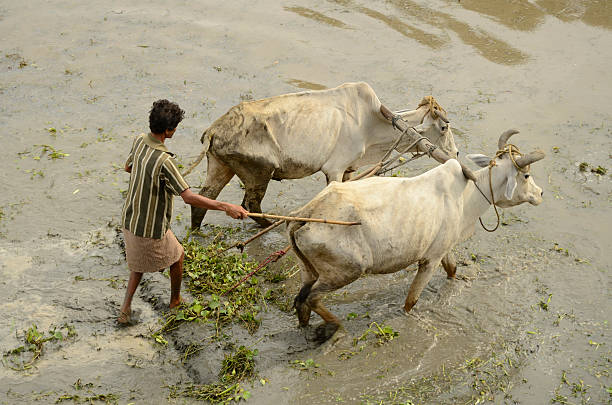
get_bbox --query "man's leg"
[118,271,143,324]
[169,251,185,309]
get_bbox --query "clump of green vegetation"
[591,165,607,175]
[354,322,399,346]
[551,370,592,404]
[169,383,250,404]
[18,144,69,160]
[220,345,258,383]
[169,345,257,404]
[290,358,320,371]
[3,323,77,371]
[151,234,266,344]
[538,294,552,311]
[579,162,589,172]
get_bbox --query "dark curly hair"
[149,99,185,134]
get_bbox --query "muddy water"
[0,0,610,403]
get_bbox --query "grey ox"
[184,82,459,228]
[289,130,545,341]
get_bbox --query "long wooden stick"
[247,212,360,226]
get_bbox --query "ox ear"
[505,168,518,200]
[466,154,491,168]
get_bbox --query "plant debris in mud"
[152,230,298,344]
[290,358,320,371]
[354,322,400,346]
[169,345,258,404]
[55,379,120,404]
[360,338,532,404]
[219,345,258,383]
[3,323,77,371]
[151,237,264,344]
[169,382,251,404]
[18,144,69,160]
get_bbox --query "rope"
[221,248,288,296]
[478,161,500,232]
[417,96,447,121]
[376,136,428,176]
[376,152,425,176]
[476,143,526,232]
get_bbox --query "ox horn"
[498,129,519,149]
[436,109,449,123]
[515,150,545,168]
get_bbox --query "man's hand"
[223,203,249,219]
[125,164,132,173]
[180,189,248,219]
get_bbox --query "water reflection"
[388,0,528,65]
[454,0,611,31]
[537,0,612,30]
[453,0,544,31]
[356,6,445,49]
[285,6,351,29]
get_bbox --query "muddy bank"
[1,0,611,404]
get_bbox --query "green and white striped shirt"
[121,133,190,239]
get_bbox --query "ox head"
[401,96,459,158]
[467,129,545,208]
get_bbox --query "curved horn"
[498,129,519,149]
[437,111,449,123]
[515,150,545,168]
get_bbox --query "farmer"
[118,99,248,325]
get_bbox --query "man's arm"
[180,189,248,219]
[125,164,132,173]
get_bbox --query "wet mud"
[0,0,610,404]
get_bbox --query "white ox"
[186,82,459,228]
[288,130,545,341]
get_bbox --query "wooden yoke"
[380,105,477,182]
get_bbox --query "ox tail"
[289,220,318,308]
[181,129,212,177]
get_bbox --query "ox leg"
[441,253,457,279]
[294,280,315,327]
[293,259,320,327]
[306,271,360,342]
[404,259,439,313]
[191,154,235,230]
[243,180,272,227]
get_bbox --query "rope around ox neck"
[476,144,526,232]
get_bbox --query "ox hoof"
[394,307,411,318]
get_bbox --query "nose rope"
[475,143,527,232]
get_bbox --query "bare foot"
[117,310,131,325]
[169,296,187,309]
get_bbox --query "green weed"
[290,358,320,371]
[169,345,257,404]
[354,322,399,346]
[3,323,77,371]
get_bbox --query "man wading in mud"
[118,99,248,325]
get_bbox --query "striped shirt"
[121,133,190,239]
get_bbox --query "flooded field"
[0,0,610,404]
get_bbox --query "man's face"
[164,128,177,138]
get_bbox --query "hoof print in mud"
[312,323,340,343]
